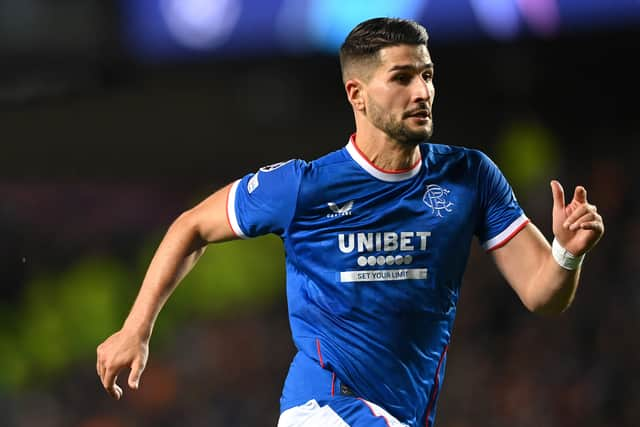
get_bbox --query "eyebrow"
[388,63,434,73]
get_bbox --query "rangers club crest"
[423,184,454,217]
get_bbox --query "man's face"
[363,44,435,146]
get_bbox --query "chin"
[384,122,433,145]
[406,127,433,143]
[397,134,428,147]
[421,125,434,140]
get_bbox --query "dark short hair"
[339,17,429,81]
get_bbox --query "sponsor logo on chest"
[338,231,431,253]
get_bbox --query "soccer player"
[96,18,604,427]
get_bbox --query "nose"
[412,76,433,104]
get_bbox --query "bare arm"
[491,180,604,315]
[97,182,239,399]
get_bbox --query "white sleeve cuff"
[482,214,530,251]
[226,180,248,239]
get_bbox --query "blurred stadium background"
[1,1,639,426]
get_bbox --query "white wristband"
[552,238,584,270]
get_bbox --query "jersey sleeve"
[226,159,305,238]
[473,150,529,251]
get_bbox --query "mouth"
[404,109,431,120]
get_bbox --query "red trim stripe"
[424,345,448,427]
[350,134,422,174]
[331,372,336,397]
[315,338,325,369]
[486,219,530,252]
[358,398,392,427]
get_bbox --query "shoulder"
[294,146,352,184]
[265,146,350,176]
[237,158,308,198]
[243,147,351,197]
[423,143,488,161]
[308,146,351,169]
[422,142,494,172]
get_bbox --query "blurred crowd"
[1,22,638,427]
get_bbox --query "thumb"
[550,180,565,210]
[128,359,144,390]
[573,185,587,204]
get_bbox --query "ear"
[345,79,366,112]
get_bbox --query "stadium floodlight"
[159,0,242,50]
[469,0,522,40]
[277,0,428,52]
[516,0,560,37]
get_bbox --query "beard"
[367,96,433,146]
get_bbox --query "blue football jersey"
[226,135,528,427]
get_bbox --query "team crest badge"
[423,184,454,217]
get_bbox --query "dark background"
[1,1,638,426]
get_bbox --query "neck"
[351,128,421,172]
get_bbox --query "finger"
[114,383,123,400]
[573,186,587,204]
[579,220,604,233]
[563,205,597,229]
[96,346,103,377]
[103,368,123,400]
[128,359,145,390]
[568,212,597,231]
[550,180,565,211]
[97,357,106,381]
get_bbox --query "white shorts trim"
[278,398,410,427]
[359,398,409,427]
[278,400,349,427]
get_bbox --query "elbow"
[173,210,196,233]
[172,210,208,249]
[523,278,577,316]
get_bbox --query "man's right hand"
[94,183,237,400]
[96,328,149,400]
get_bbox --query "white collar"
[345,134,422,182]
